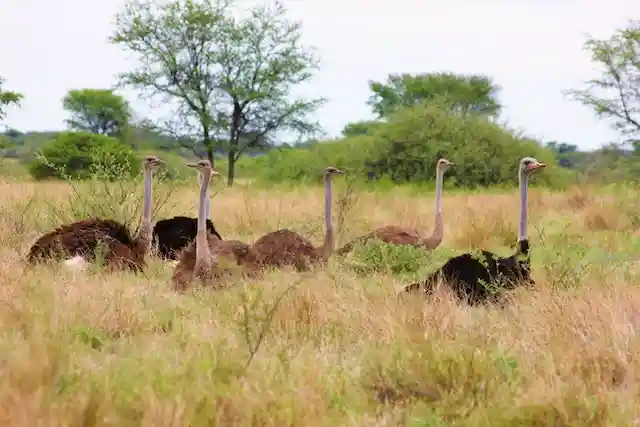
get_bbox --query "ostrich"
[152,171,223,260]
[402,157,546,305]
[250,166,345,271]
[171,160,261,291]
[27,155,165,272]
[336,158,454,254]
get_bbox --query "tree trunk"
[207,146,215,167]
[226,101,243,187]
[227,150,235,187]
[203,127,214,167]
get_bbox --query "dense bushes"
[7,103,578,189]
[248,104,570,188]
[27,132,140,180]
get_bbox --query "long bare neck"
[135,168,154,251]
[421,168,444,249]
[198,173,211,220]
[320,174,334,260]
[195,172,212,268]
[518,170,528,241]
[205,182,211,220]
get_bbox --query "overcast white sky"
[0,0,636,150]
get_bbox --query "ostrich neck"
[422,168,444,248]
[205,181,211,220]
[435,168,443,215]
[195,172,212,269]
[135,169,153,249]
[198,173,212,220]
[321,174,333,260]
[518,170,528,241]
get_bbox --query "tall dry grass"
[0,177,639,426]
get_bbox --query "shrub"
[27,132,140,181]
[341,240,428,277]
[248,103,572,188]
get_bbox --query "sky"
[0,0,636,151]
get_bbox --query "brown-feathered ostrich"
[250,166,345,271]
[27,156,165,272]
[171,160,261,292]
[152,172,223,260]
[336,158,454,254]
[402,157,546,305]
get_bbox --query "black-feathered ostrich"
[152,172,222,260]
[26,156,165,272]
[402,157,546,305]
[171,160,262,291]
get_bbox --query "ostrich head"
[187,159,221,180]
[137,155,165,245]
[324,166,345,176]
[519,157,546,175]
[143,155,165,171]
[436,158,455,172]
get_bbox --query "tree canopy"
[566,20,640,141]
[111,0,324,185]
[367,72,502,119]
[0,76,23,122]
[62,89,132,137]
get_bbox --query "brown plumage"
[171,161,262,292]
[26,156,165,272]
[336,158,453,254]
[250,166,345,271]
[172,234,262,291]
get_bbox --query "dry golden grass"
[1,177,640,426]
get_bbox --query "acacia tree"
[566,20,640,141]
[62,89,132,137]
[367,72,502,119]
[111,0,324,185]
[0,76,23,123]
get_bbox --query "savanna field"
[1,172,640,426]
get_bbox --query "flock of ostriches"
[24,155,546,306]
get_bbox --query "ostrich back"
[171,234,260,291]
[251,229,319,271]
[337,225,421,254]
[403,240,533,305]
[104,241,146,272]
[152,216,223,260]
[27,218,135,262]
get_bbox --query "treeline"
[1,88,639,187]
[0,3,638,188]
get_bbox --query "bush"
[27,132,140,180]
[248,103,572,188]
[341,239,428,277]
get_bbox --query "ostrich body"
[153,217,222,259]
[402,157,545,305]
[171,161,261,291]
[27,156,164,272]
[250,166,345,271]
[336,159,454,254]
[152,173,222,259]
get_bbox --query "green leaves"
[0,76,23,122]
[367,72,502,120]
[62,89,132,137]
[27,132,140,181]
[110,0,324,185]
[565,20,640,140]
